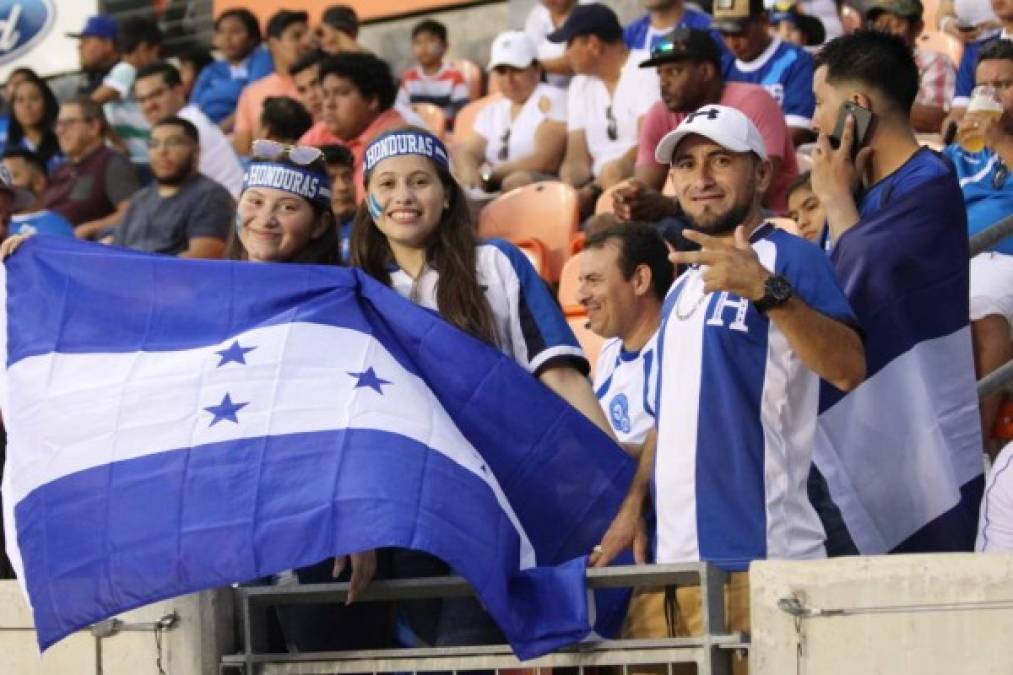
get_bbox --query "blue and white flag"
[814,169,985,554]
[0,236,634,657]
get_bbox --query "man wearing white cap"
[591,105,865,655]
[452,31,567,192]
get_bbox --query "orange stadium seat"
[558,251,584,307]
[565,307,605,370]
[451,58,485,100]
[478,181,580,283]
[917,30,963,67]
[511,237,549,280]
[452,93,502,143]
[570,231,586,254]
[412,103,447,139]
[840,4,863,33]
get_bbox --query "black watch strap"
[753,274,793,313]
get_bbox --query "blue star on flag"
[204,393,248,427]
[216,340,256,367]
[348,367,392,394]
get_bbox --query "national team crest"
[538,96,551,114]
[609,394,632,434]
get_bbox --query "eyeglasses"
[498,127,511,161]
[135,86,169,105]
[605,105,618,141]
[251,139,323,166]
[55,117,87,129]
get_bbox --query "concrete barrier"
[750,553,1013,674]
[0,582,234,675]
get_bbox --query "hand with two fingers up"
[669,225,773,301]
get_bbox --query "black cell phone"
[829,101,875,160]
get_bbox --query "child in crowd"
[177,47,213,101]
[259,97,314,145]
[398,20,470,126]
[190,9,274,128]
[319,144,357,260]
[785,171,826,243]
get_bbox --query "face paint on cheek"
[234,212,243,234]
[367,192,384,221]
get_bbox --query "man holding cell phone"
[808,30,985,558]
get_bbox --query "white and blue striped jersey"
[721,38,815,130]
[390,238,587,375]
[653,223,856,571]
[593,334,658,445]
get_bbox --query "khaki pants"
[622,572,750,675]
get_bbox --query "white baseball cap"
[488,31,538,71]
[654,105,768,164]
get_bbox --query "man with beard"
[615,27,797,223]
[590,106,864,662]
[113,117,234,258]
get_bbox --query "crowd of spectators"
[0,0,1010,664]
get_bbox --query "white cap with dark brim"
[488,31,538,71]
[654,104,768,164]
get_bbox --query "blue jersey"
[654,223,856,570]
[9,210,74,238]
[624,9,713,52]
[858,147,952,219]
[189,47,274,124]
[593,334,658,445]
[722,38,815,130]
[942,145,1013,255]
[389,239,587,375]
[953,32,1010,107]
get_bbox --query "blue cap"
[363,129,450,182]
[66,15,118,40]
[546,5,623,44]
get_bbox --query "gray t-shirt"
[114,174,235,255]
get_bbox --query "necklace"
[674,268,708,321]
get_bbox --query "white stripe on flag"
[814,326,983,553]
[2,322,536,568]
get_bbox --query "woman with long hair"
[349,126,612,647]
[6,74,62,173]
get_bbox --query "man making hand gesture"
[591,106,865,667]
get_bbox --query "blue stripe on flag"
[5,237,635,657]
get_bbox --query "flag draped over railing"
[0,236,634,658]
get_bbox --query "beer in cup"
[961,85,1004,153]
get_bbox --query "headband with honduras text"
[363,128,450,182]
[241,161,332,209]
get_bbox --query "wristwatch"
[479,163,496,191]
[753,274,793,313]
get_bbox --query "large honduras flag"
[813,166,985,554]
[0,236,634,657]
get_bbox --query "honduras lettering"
[364,130,450,176]
[242,162,331,207]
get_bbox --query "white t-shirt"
[389,239,586,374]
[567,56,659,177]
[523,0,597,89]
[977,442,1013,552]
[473,83,566,166]
[103,62,150,165]
[593,333,658,445]
[179,104,244,199]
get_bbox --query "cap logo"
[686,108,721,123]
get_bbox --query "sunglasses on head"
[251,139,323,166]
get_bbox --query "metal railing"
[220,563,747,675]
[971,215,1013,400]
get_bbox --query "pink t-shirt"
[637,82,798,214]
[299,108,406,202]
[234,73,300,135]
